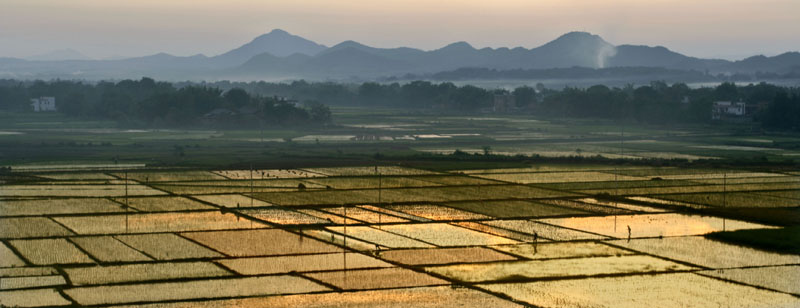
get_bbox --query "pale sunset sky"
[1,0,798,60]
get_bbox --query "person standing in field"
[627,225,631,242]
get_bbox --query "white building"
[30,97,57,112]
[712,101,745,120]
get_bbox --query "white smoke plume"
[596,44,617,68]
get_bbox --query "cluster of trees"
[536,82,698,122]
[201,80,494,110]
[537,82,799,126]
[419,67,800,83]
[0,78,331,127]
[2,77,798,130]
[206,80,799,129]
[762,92,800,130]
[427,67,713,82]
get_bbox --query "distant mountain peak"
[439,41,475,52]
[268,28,289,35]
[249,29,311,44]
[212,29,327,66]
[445,41,473,48]
[547,31,611,46]
[559,31,600,38]
[336,40,368,48]
[319,41,377,57]
[533,31,616,68]
[250,29,294,42]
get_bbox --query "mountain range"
[1,29,798,81]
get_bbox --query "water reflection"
[541,213,771,239]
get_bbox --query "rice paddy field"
[0,163,798,307]
[5,109,800,172]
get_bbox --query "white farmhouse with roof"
[711,101,745,120]
[30,97,57,112]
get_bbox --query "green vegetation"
[4,79,799,130]
[2,107,800,169]
[0,78,331,127]
[160,80,800,129]
[1,77,799,171]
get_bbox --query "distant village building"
[30,97,56,112]
[203,108,236,119]
[274,96,302,108]
[285,99,302,108]
[493,94,516,113]
[712,101,746,120]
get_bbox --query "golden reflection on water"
[6,166,797,307]
[545,213,768,238]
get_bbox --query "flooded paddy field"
[0,165,798,307]
[698,265,800,295]
[479,273,800,307]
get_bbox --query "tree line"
[1,78,798,130]
[0,78,331,127]
[412,67,800,83]
[205,79,799,129]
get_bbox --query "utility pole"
[343,201,348,281]
[125,170,129,234]
[620,124,624,158]
[723,172,727,231]
[343,205,347,247]
[614,123,624,233]
[250,165,254,207]
[377,166,382,228]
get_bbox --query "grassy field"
[2,108,800,169]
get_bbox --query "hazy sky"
[2,0,798,60]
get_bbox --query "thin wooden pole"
[125,170,129,233]
[250,166,254,207]
[723,172,727,231]
[377,166,382,229]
